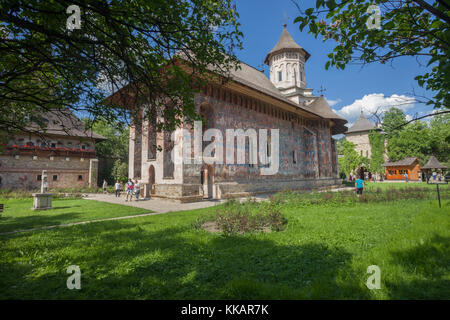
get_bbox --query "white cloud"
[336,93,416,122]
[326,98,342,107]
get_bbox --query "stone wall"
[0,135,99,190]
[345,131,372,158]
[0,154,95,190]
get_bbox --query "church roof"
[346,112,376,133]
[422,156,447,169]
[305,96,348,135]
[110,48,348,135]
[383,157,419,167]
[264,26,311,64]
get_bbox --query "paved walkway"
[83,193,227,213]
[84,186,355,212]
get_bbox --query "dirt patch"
[201,221,272,234]
[202,221,221,233]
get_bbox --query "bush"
[197,199,287,235]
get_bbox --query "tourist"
[373,173,377,182]
[404,172,408,183]
[114,180,121,197]
[125,179,134,202]
[432,171,437,181]
[355,176,364,197]
[134,179,141,200]
[102,179,108,194]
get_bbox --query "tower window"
[278,71,282,82]
[53,175,58,181]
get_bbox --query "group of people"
[103,179,142,201]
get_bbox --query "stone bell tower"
[265,25,315,105]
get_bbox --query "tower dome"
[265,25,313,104]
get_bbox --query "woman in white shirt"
[134,180,141,200]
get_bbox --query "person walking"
[102,179,108,194]
[114,180,121,197]
[404,172,408,183]
[134,179,141,200]
[125,179,134,202]
[355,177,364,197]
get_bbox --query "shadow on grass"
[0,212,83,233]
[386,235,450,299]
[0,219,372,299]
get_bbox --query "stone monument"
[32,170,53,210]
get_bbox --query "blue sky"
[234,0,435,128]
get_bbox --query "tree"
[111,159,128,183]
[381,107,407,138]
[339,139,363,177]
[83,118,129,184]
[386,120,431,162]
[85,118,129,162]
[293,0,449,110]
[368,129,385,174]
[428,113,450,164]
[336,136,345,155]
[0,0,242,136]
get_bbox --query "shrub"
[199,201,287,235]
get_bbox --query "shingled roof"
[305,96,348,135]
[383,157,419,167]
[422,156,447,169]
[25,109,106,141]
[264,26,311,64]
[346,112,376,133]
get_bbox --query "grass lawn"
[0,192,449,299]
[0,198,150,234]
[363,181,447,191]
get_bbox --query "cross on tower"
[281,11,290,27]
[317,85,326,96]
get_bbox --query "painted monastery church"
[126,26,348,202]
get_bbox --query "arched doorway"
[148,165,155,195]
[357,166,370,180]
[201,164,214,199]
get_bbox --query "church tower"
[265,25,314,105]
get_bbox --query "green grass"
[0,198,150,233]
[0,194,449,299]
[363,181,448,191]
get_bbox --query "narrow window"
[53,175,58,181]
[78,175,83,181]
[37,175,42,181]
[278,71,282,82]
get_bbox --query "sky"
[234,0,435,129]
